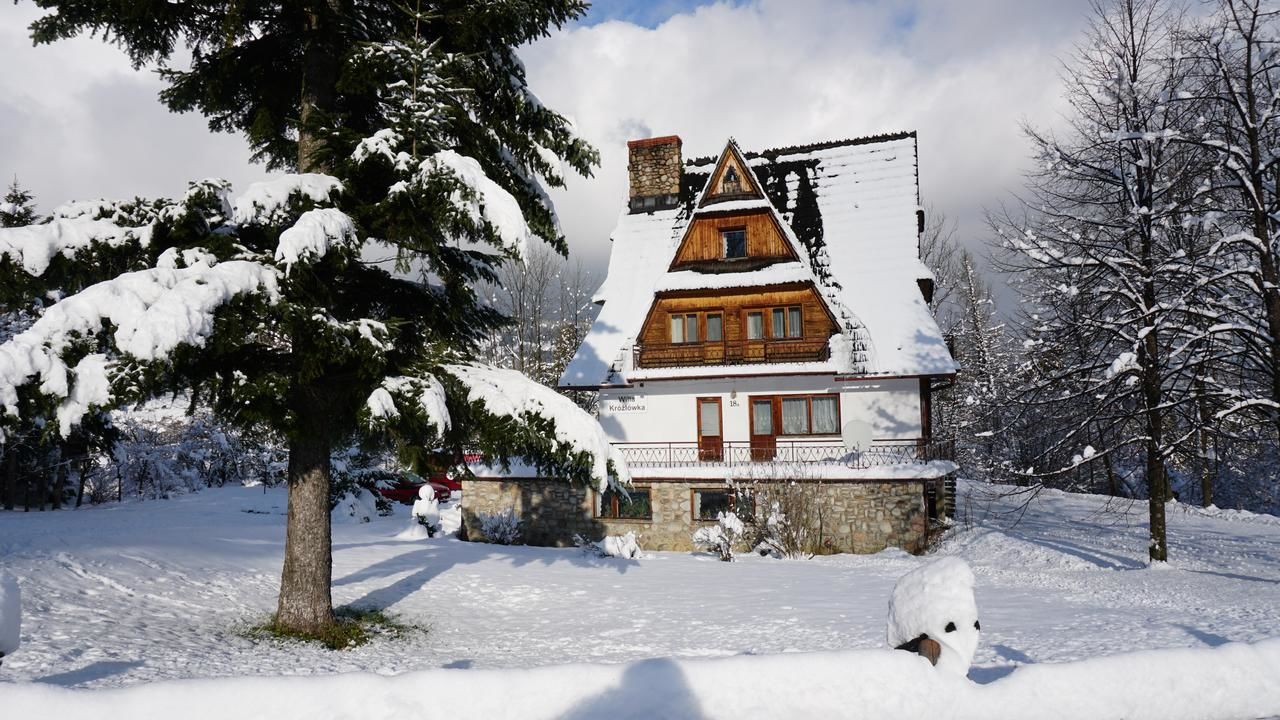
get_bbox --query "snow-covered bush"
[749,481,826,558]
[477,508,522,545]
[693,511,745,562]
[332,488,380,524]
[0,571,20,663]
[575,531,643,559]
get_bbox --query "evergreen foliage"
[6,0,605,633]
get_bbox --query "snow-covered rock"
[887,556,981,676]
[0,570,20,658]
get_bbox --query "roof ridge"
[684,130,917,167]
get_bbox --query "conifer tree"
[3,0,613,636]
[0,179,37,228]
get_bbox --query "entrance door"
[750,397,777,461]
[698,397,723,462]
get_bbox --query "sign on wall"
[605,394,647,414]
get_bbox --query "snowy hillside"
[0,480,1278,717]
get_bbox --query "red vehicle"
[373,474,453,504]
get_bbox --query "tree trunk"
[3,449,15,511]
[51,458,67,510]
[275,409,335,634]
[76,458,88,509]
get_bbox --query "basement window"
[722,229,747,259]
[598,487,652,520]
[692,488,755,521]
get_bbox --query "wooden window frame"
[596,485,653,521]
[690,487,756,523]
[745,310,765,340]
[705,312,724,342]
[669,312,700,344]
[748,393,842,437]
[696,396,724,439]
[743,304,804,341]
[721,227,748,260]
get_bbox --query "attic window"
[722,166,742,194]
[722,229,747,259]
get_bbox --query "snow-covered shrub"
[332,488,380,524]
[328,446,397,517]
[575,531,643,559]
[412,486,441,537]
[749,481,827,558]
[693,511,745,562]
[477,508,522,545]
[0,571,20,663]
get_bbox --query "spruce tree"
[4,0,610,635]
[0,179,37,228]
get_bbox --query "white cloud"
[0,0,1090,286]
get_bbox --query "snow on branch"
[0,259,280,436]
[365,375,451,434]
[231,174,344,226]
[275,208,359,273]
[423,151,535,259]
[0,215,152,277]
[445,363,627,489]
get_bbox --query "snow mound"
[887,556,980,676]
[943,530,1101,572]
[332,489,380,524]
[0,570,19,657]
[5,639,1280,720]
[600,532,644,559]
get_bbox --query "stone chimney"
[627,135,682,213]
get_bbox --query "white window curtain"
[812,396,838,434]
[781,397,808,434]
[685,315,699,343]
[771,308,785,338]
[747,313,764,340]
[752,400,773,434]
[787,307,802,338]
[670,315,684,343]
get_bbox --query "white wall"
[598,375,923,444]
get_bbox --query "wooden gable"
[670,208,798,269]
[700,140,764,206]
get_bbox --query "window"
[752,399,774,435]
[693,488,756,521]
[787,307,803,338]
[771,308,785,339]
[722,229,747,259]
[706,313,723,342]
[747,311,764,340]
[670,313,698,343]
[751,394,841,436]
[699,399,721,437]
[781,397,809,434]
[722,166,743,194]
[598,487,652,520]
[811,396,839,434]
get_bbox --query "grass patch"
[244,606,428,650]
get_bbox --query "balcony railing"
[633,338,830,369]
[615,439,954,470]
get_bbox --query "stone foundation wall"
[461,477,933,554]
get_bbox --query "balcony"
[615,439,954,471]
[633,338,830,369]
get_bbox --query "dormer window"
[722,229,747,259]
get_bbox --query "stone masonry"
[627,135,682,212]
[461,477,933,554]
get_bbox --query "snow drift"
[0,570,19,658]
[2,638,1277,720]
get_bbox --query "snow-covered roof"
[560,132,957,389]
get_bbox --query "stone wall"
[627,136,682,207]
[461,477,932,554]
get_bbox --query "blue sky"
[578,0,742,28]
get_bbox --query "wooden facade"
[670,209,798,268]
[635,283,838,368]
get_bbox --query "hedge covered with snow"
[3,638,1277,720]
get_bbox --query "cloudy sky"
[0,0,1091,280]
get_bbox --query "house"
[461,132,959,553]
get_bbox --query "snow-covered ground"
[0,480,1278,711]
